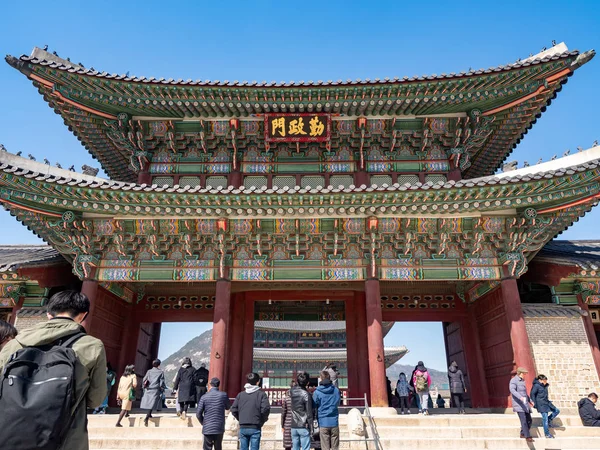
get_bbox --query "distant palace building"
[1,43,599,408]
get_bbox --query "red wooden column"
[210,279,232,389]
[461,308,490,407]
[81,279,99,334]
[241,297,255,380]
[578,295,600,378]
[365,279,387,407]
[227,293,246,397]
[118,312,140,377]
[344,296,360,400]
[501,277,536,389]
[354,292,371,401]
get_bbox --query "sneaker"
[525,437,534,442]
[423,410,429,416]
[418,410,422,414]
[143,418,149,427]
[401,411,405,415]
[115,424,123,428]
[181,411,187,420]
[407,410,411,414]
[545,435,554,439]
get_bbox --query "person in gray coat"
[509,367,534,442]
[197,377,231,450]
[448,361,467,414]
[141,359,167,426]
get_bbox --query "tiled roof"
[255,321,394,334]
[536,240,600,271]
[1,145,598,197]
[522,304,583,319]
[16,307,47,318]
[253,346,408,364]
[0,245,64,272]
[7,48,583,87]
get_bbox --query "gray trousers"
[320,426,339,450]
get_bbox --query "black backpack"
[0,332,86,450]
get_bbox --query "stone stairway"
[88,409,600,450]
[88,413,358,449]
[372,411,600,450]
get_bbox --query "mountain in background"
[161,327,448,388]
[162,328,212,384]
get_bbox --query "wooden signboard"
[265,113,331,143]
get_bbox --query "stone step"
[379,437,600,450]
[89,438,363,449]
[375,425,600,439]
[372,414,585,427]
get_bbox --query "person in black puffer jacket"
[578,393,600,427]
[530,375,560,438]
[448,361,467,414]
[290,372,314,450]
[173,357,197,420]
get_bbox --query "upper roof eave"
[5,47,585,89]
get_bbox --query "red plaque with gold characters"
[264,113,331,143]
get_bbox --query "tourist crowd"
[1,306,600,449]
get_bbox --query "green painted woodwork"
[7,50,587,183]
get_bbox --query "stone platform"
[88,409,600,450]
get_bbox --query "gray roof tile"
[0,245,64,272]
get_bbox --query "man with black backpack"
[0,290,107,450]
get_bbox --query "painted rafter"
[6,47,594,182]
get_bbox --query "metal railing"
[362,393,383,450]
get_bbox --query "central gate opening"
[252,299,347,405]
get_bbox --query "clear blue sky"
[2,0,599,371]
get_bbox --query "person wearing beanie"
[448,361,467,414]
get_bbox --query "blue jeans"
[541,405,560,436]
[239,428,261,450]
[291,428,310,450]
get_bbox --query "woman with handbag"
[115,364,137,427]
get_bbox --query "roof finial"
[56,162,62,169]
[15,151,22,156]
[578,146,583,152]
[594,140,599,147]
[68,165,75,171]
[551,155,557,160]
[28,154,36,161]
[43,158,50,165]
[43,45,48,51]
[0,144,5,152]
[52,51,58,56]
[563,149,570,156]
[523,161,530,167]
[552,40,557,46]
[537,157,543,164]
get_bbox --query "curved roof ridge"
[6,46,584,88]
